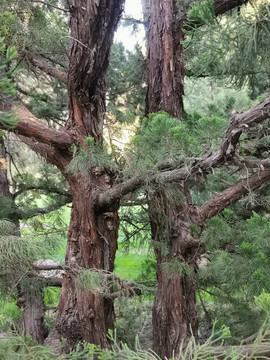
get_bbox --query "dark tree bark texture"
[1,0,264,353]
[17,290,48,344]
[55,174,119,350]
[144,0,257,357]
[53,0,123,351]
[0,137,10,198]
[146,0,185,119]
[149,189,200,359]
[2,0,124,351]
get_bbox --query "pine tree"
[1,0,270,357]
[142,0,270,357]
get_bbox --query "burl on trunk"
[55,174,119,350]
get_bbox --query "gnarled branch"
[199,170,270,223]
[99,98,270,207]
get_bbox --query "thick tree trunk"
[1,0,124,351]
[146,0,185,118]
[55,175,119,351]
[148,189,200,358]
[145,1,199,357]
[53,1,123,351]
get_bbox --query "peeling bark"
[148,189,200,358]
[146,0,185,118]
[55,174,119,351]
[50,1,124,350]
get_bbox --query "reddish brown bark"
[148,189,200,358]
[143,0,256,356]
[55,173,119,351]
[1,0,124,350]
[146,0,185,118]
[48,1,124,351]
[199,170,270,223]
[145,1,196,357]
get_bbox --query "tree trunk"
[148,189,200,358]
[146,0,185,118]
[55,174,119,351]
[1,0,124,350]
[145,1,198,356]
[17,289,48,344]
[0,137,10,198]
[52,1,123,351]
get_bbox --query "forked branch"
[98,97,270,207]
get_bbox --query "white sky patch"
[115,0,145,51]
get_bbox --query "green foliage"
[68,142,118,177]
[0,38,17,90]
[185,1,270,98]
[43,287,60,307]
[0,195,20,221]
[118,205,150,252]
[187,0,217,26]
[0,299,22,331]
[0,333,60,360]
[198,211,270,337]
[0,235,60,273]
[163,258,193,278]
[0,37,18,128]
[107,42,146,122]
[77,270,106,293]
[0,219,16,235]
[124,112,200,178]
[0,1,68,64]
[114,297,152,349]
[255,290,270,315]
[2,322,270,359]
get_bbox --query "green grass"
[114,251,148,280]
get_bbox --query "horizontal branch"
[24,52,68,84]
[32,0,69,13]
[18,135,71,172]
[12,104,74,148]
[213,0,249,16]
[14,185,70,199]
[22,197,71,219]
[199,170,270,223]
[98,97,270,207]
[234,157,270,170]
